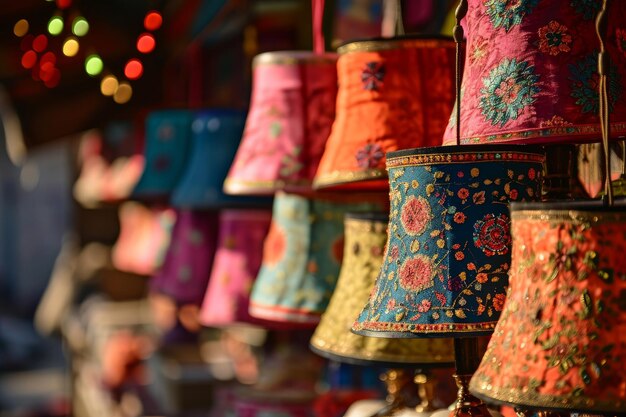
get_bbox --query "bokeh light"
[56,0,72,9]
[20,34,34,51]
[21,51,37,69]
[136,33,155,53]
[72,17,89,37]
[144,11,162,31]
[33,35,48,53]
[44,68,61,88]
[62,37,79,57]
[47,16,64,36]
[100,75,119,96]
[113,82,132,104]
[85,54,103,76]
[124,59,143,80]
[40,52,57,70]
[14,19,29,37]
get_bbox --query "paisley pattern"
[442,0,626,145]
[471,207,626,414]
[352,145,544,337]
[310,214,454,365]
[249,192,383,325]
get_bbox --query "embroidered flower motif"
[457,188,470,200]
[400,196,433,236]
[361,62,385,91]
[616,28,626,57]
[473,213,511,257]
[355,143,385,169]
[476,273,489,283]
[417,299,432,313]
[263,223,286,266]
[570,0,602,20]
[539,115,573,128]
[492,293,506,311]
[469,36,489,64]
[569,53,621,114]
[399,255,434,293]
[538,21,572,56]
[454,212,467,224]
[480,58,540,127]
[484,0,539,32]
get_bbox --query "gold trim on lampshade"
[310,214,454,366]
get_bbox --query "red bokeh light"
[136,33,155,54]
[20,34,34,51]
[44,68,61,88]
[124,59,143,80]
[40,52,57,65]
[21,50,37,69]
[33,34,48,53]
[56,0,72,9]
[144,11,162,31]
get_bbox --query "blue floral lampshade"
[171,109,271,209]
[352,144,545,338]
[132,110,193,199]
[249,192,385,326]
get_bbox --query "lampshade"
[112,202,176,276]
[352,144,544,338]
[314,36,456,190]
[442,0,626,145]
[199,208,272,327]
[150,209,219,306]
[132,110,192,199]
[171,109,269,209]
[249,192,384,325]
[311,212,454,366]
[223,51,338,195]
[470,202,626,414]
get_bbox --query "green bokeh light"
[85,54,103,76]
[48,16,64,36]
[72,17,89,37]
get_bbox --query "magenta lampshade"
[442,0,626,145]
[199,209,272,327]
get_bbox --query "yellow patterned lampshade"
[310,213,454,366]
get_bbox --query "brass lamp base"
[449,374,491,417]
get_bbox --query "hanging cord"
[596,0,613,206]
[395,0,405,36]
[312,0,326,54]
[453,0,468,146]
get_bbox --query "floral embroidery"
[361,62,385,91]
[469,36,489,65]
[570,0,602,20]
[480,58,540,127]
[473,213,511,257]
[539,115,573,128]
[355,143,385,169]
[263,223,286,267]
[617,28,626,57]
[538,21,572,56]
[470,210,626,412]
[569,53,621,114]
[484,0,539,32]
[399,255,435,292]
[400,196,433,236]
[352,150,544,336]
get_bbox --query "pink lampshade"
[150,209,219,306]
[442,0,626,145]
[199,209,272,327]
[223,51,338,195]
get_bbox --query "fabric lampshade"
[352,145,544,338]
[150,209,219,306]
[310,213,454,366]
[249,192,384,326]
[132,110,193,198]
[442,0,626,145]
[314,36,456,190]
[223,51,338,195]
[199,208,272,327]
[470,202,626,414]
[171,109,267,209]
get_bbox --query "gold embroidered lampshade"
[313,36,456,191]
[311,213,454,366]
[223,51,338,195]
[470,202,626,414]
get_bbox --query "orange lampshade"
[313,36,456,191]
[223,51,337,195]
[470,202,626,414]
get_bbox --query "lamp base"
[448,374,492,417]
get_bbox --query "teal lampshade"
[352,144,545,338]
[132,110,193,199]
[171,109,271,209]
[249,192,385,326]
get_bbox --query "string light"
[144,11,162,31]
[113,82,132,104]
[62,37,79,57]
[136,33,155,53]
[100,75,118,96]
[85,54,103,76]
[32,34,48,53]
[21,51,37,69]
[124,59,143,80]
[14,19,29,37]
[72,17,89,37]
[47,16,64,36]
